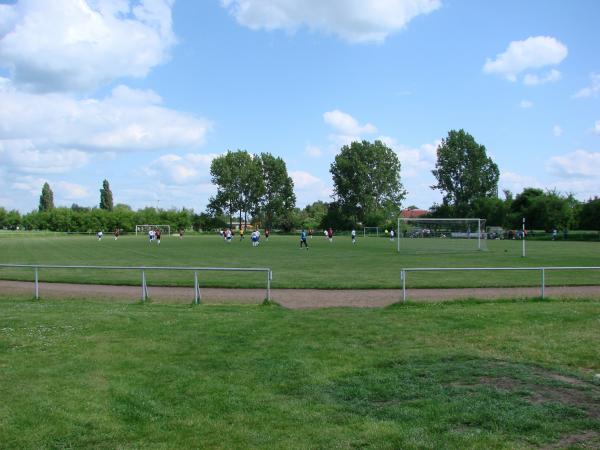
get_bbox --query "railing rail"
[0,264,273,304]
[400,266,600,302]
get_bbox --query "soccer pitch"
[0,233,599,288]
[1,298,599,448]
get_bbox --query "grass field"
[0,233,599,289]
[0,297,599,448]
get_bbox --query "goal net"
[363,227,380,237]
[396,218,486,253]
[135,224,171,236]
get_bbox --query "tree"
[431,129,499,216]
[39,182,54,212]
[509,188,574,230]
[209,150,264,229]
[579,197,600,230]
[330,140,405,225]
[257,153,296,229]
[99,179,114,211]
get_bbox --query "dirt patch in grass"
[542,431,600,449]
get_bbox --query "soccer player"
[327,227,333,243]
[265,228,270,241]
[148,229,154,242]
[323,229,328,239]
[240,228,245,240]
[351,229,356,245]
[155,228,161,245]
[390,229,395,241]
[226,228,232,243]
[179,228,184,239]
[300,229,308,249]
[97,231,103,241]
[114,228,120,240]
[308,228,313,239]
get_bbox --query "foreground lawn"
[1,297,599,448]
[0,234,599,288]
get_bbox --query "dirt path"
[0,280,598,309]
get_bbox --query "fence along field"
[0,232,599,290]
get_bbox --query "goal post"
[135,224,171,236]
[363,227,380,237]
[396,218,486,253]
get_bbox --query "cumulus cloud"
[378,136,438,177]
[483,36,567,83]
[220,0,441,43]
[499,171,542,193]
[0,140,89,174]
[323,110,377,135]
[305,144,322,158]
[0,0,176,92]
[0,80,212,170]
[523,69,561,86]
[10,176,89,201]
[519,100,533,108]
[547,149,600,178]
[289,170,332,206]
[553,125,563,137]
[573,73,600,99]
[142,152,220,185]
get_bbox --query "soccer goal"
[135,224,171,236]
[396,218,486,253]
[363,227,380,237]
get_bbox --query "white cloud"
[573,73,600,99]
[220,0,441,43]
[323,110,377,135]
[54,181,90,200]
[0,0,176,92]
[0,81,212,165]
[379,136,438,177]
[0,140,89,174]
[483,36,567,83]
[519,100,533,108]
[523,69,561,86]
[547,149,600,178]
[499,171,542,194]
[142,152,220,185]
[305,144,322,158]
[594,120,600,135]
[553,125,563,137]
[289,170,332,206]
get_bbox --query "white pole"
[478,219,481,250]
[397,218,400,253]
[522,217,526,258]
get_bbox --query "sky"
[0,0,599,213]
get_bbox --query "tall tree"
[209,150,263,228]
[39,182,54,212]
[330,140,405,224]
[257,153,296,228]
[431,129,499,216]
[99,179,114,211]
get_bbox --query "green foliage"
[99,179,114,211]
[579,197,600,230]
[431,129,499,216]
[509,188,575,230]
[256,153,296,229]
[38,182,54,212]
[330,140,405,223]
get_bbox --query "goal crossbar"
[397,217,485,253]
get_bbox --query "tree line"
[1,130,599,233]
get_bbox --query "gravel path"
[1,280,598,309]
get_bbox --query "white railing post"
[402,269,406,302]
[34,266,39,300]
[266,270,272,302]
[141,269,147,302]
[541,268,545,299]
[194,271,201,305]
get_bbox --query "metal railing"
[0,264,273,304]
[400,266,600,302]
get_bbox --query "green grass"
[1,298,599,448]
[1,234,599,289]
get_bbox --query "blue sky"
[0,0,599,213]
